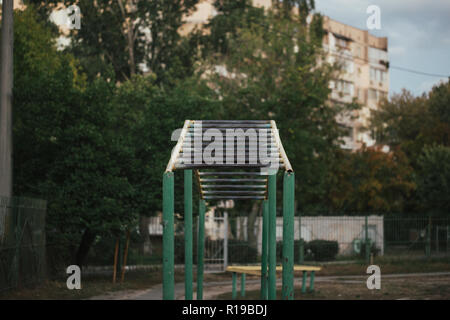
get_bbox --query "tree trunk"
[74,229,96,269]
[247,202,260,249]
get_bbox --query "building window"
[370,67,387,82]
[368,88,377,100]
[335,80,354,96]
[368,89,388,103]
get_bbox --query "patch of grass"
[0,269,170,300]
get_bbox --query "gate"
[203,211,228,272]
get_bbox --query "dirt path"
[88,271,450,300]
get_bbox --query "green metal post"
[299,239,304,264]
[309,271,315,292]
[241,273,246,298]
[299,210,304,264]
[426,215,431,258]
[162,172,175,300]
[282,172,295,300]
[301,271,307,294]
[260,200,269,300]
[184,170,193,300]
[197,199,206,300]
[232,272,237,299]
[365,215,370,264]
[268,174,277,300]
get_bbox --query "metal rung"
[203,190,266,195]
[194,120,270,124]
[200,178,267,182]
[191,124,271,128]
[201,185,266,189]
[203,196,266,200]
[198,172,267,176]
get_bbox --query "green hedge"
[306,240,339,261]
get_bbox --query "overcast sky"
[314,0,450,96]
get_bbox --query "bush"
[228,239,258,264]
[305,240,339,261]
[276,240,305,263]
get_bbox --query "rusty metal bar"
[165,120,191,172]
[270,121,293,172]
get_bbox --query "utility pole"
[0,0,14,198]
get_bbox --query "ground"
[1,258,450,300]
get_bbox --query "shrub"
[305,240,339,261]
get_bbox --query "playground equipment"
[226,265,321,299]
[162,120,295,300]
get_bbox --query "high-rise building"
[323,16,389,150]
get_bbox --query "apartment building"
[323,16,389,150]
[181,0,389,150]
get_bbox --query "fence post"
[282,172,295,300]
[365,215,370,264]
[184,170,193,300]
[162,172,175,300]
[299,212,304,264]
[268,174,277,300]
[197,199,206,300]
[232,272,237,299]
[224,211,228,271]
[260,200,268,300]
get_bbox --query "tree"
[12,7,137,267]
[328,147,416,214]
[416,145,450,215]
[57,0,200,84]
[371,81,450,168]
[201,8,352,213]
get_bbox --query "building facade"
[323,16,389,150]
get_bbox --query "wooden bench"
[226,265,322,299]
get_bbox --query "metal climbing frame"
[162,120,295,300]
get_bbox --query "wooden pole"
[112,238,119,284]
[120,230,131,283]
[0,0,14,198]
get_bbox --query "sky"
[314,0,450,96]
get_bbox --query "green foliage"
[328,147,416,214]
[371,80,450,214]
[417,145,450,215]
[53,0,200,84]
[12,8,137,266]
[201,9,353,213]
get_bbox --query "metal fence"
[0,196,47,292]
[2,199,448,292]
[155,213,450,270]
